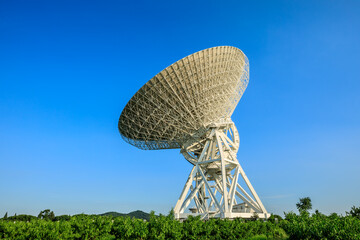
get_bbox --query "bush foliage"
[1,210,360,239]
[281,211,360,240]
[0,214,286,240]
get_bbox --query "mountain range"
[99,210,151,220]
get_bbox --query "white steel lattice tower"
[118,46,270,220]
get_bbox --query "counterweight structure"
[118,46,270,219]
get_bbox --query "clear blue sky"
[1,0,360,217]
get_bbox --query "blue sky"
[1,0,360,217]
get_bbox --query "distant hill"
[99,210,151,220]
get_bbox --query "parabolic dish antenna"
[118,46,270,219]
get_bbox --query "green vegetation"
[38,209,55,221]
[0,213,286,240]
[296,197,312,214]
[1,203,360,239]
[347,205,360,220]
[281,211,360,239]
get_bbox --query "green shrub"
[2,211,360,239]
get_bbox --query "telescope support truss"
[174,122,270,220]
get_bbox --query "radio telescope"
[118,46,270,219]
